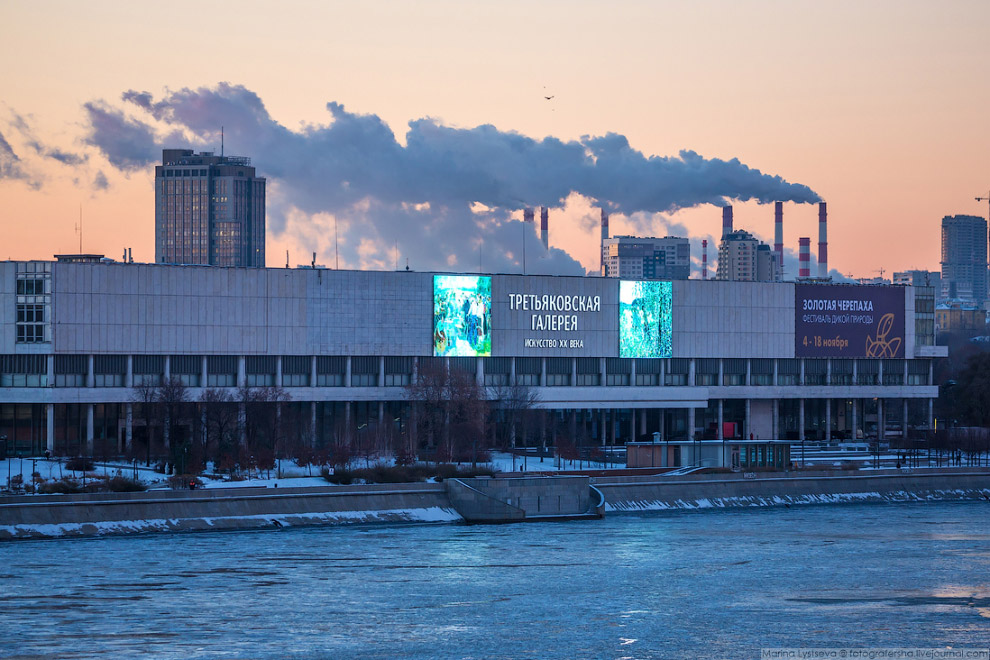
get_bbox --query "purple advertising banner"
[795,284,905,358]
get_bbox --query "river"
[1,501,989,659]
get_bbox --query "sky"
[1,0,989,279]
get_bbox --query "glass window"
[350,373,377,387]
[55,373,84,387]
[206,373,236,388]
[483,373,507,386]
[316,373,344,387]
[606,374,630,386]
[516,374,539,386]
[246,373,275,387]
[723,373,745,386]
[575,374,599,386]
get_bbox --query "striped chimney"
[540,206,549,251]
[818,202,828,278]
[702,239,708,280]
[799,237,811,278]
[774,201,784,276]
[722,206,733,238]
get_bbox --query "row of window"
[19,371,931,389]
[2,355,933,387]
[26,355,937,372]
[15,279,47,295]
[163,169,208,178]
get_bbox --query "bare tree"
[239,386,291,478]
[130,381,159,466]
[488,381,541,454]
[200,388,238,474]
[330,416,354,470]
[406,363,487,466]
[448,370,487,466]
[157,376,189,473]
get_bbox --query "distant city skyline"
[1,1,988,278]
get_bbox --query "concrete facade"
[0,261,943,457]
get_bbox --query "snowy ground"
[0,451,614,494]
[2,450,985,494]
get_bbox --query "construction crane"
[976,191,990,222]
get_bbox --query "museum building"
[0,259,942,461]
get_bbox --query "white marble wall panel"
[672,280,795,358]
[39,262,919,361]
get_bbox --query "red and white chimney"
[540,206,549,251]
[702,239,708,280]
[799,237,811,278]
[818,202,828,278]
[774,201,784,277]
[722,206,733,238]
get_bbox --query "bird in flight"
[544,95,554,100]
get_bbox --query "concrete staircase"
[446,476,605,523]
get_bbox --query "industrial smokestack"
[818,202,828,278]
[799,237,810,278]
[702,239,708,280]
[600,208,609,276]
[774,201,783,277]
[540,206,549,251]
[524,207,534,224]
[722,206,733,238]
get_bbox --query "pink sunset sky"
[1,0,988,278]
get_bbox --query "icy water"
[2,502,990,660]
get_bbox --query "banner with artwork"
[619,280,673,358]
[433,275,492,356]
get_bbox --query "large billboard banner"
[433,275,492,357]
[491,276,617,356]
[795,284,905,358]
[619,280,673,358]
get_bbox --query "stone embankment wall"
[0,476,598,539]
[595,468,990,511]
[0,482,459,540]
[3,469,988,540]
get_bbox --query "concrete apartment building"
[1,260,942,463]
[716,230,780,282]
[155,149,266,267]
[601,236,691,280]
